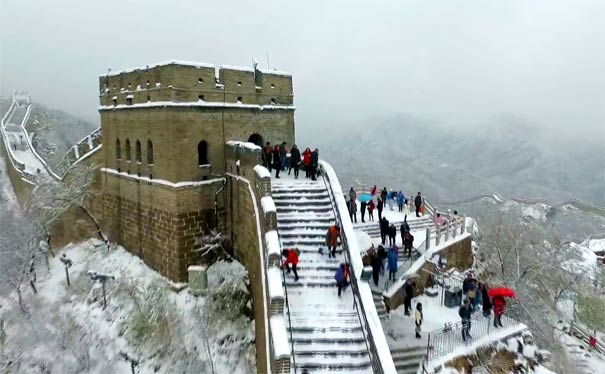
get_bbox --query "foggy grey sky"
[1,0,604,137]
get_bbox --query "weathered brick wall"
[223,143,269,374]
[100,106,294,183]
[99,62,293,107]
[0,133,34,204]
[99,171,224,281]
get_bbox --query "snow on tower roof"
[219,64,255,72]
[101,60,216,77]
[258,68,292,77]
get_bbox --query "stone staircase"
[273,177,372,373]
[390,346,426,374]
[354,216,433,239]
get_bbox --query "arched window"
[198,141,208,165]
[116,139,121,160]
[125,139,131,161]
[147,140,154,165]
[248,133,263,147]
[135,140,142,162]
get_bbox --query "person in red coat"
[493,295,506,328]
[282,248,299,281]
[326,225,341,258]
[368,200,375,221]
[302,148,312,178]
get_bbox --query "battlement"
[98,60,293,108]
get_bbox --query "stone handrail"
[225,142,291,374]
[319,160,397,374]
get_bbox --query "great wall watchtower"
[96,61,296,281]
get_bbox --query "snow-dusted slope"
[272,176,372,373]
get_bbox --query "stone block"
[188,265,208,296]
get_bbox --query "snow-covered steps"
[389,346,425,374]
[272,175,372,373]
[354,216,433,239]
[372,289,389,319]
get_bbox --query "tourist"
[310,148,319,181]
[377,245,387,275]
[379,217,389,245]
[402,230,414,258]
[334,263,350,297]
[349,200,357,223]
[370,185,377,196]
[371,250,383,286]
[349,187,357,202]
[272,145,281,178]
[303,147,312,178]
[263,142,272,171]
[459,298,473,341]
[280,141,287,171]
[360,200,367,223]
[397,191,405,212]
[388,223,397,247]
[289,144,301,178]
[481,283,492,317]
[282,248,299,281]
[403,279,415,315]
[377,198,384,221]
[387,244,398,281]
[414,192,422,217]
[415,303,423,339]
[401,215,411,235]
[368,200,375,221]
[387,190,394,210]
[403,199,411,215]
[434,212,447,227]
[493,295,506,328]
[325,224,340,258]
[380,187,388,208]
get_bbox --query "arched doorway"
[247,133,263,147]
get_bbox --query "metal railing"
[319,166,385,373]
[425,307,523,362]
[419,268,464,306]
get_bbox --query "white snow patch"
[269,316,291,359]
[260,196,276,214]
[253,164,271,179]
[267,267,284,300]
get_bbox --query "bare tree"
[477,214,587,350]
[194,229,233,262]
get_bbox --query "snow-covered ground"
[0,239,255,374]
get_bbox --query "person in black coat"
[310,148,319,180]
[370,252,383,286]
[379,217,389,245]
[403,279,416,315]
[388,224,397,247]
[480,283,492,317]
[289,144,301,178]
[360,201,367,223]
[414,192,422,217]
[459,298,473,341]
[377,198,384,221]
[380,187,388,206]
[272,145,281,178]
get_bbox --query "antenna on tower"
[266,52,270,70]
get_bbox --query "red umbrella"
[488,287,516,298]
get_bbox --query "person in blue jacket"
[335,263,350,297]
[397,191,405,212]
[387,245,399,281]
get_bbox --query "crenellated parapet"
[98,60,293,108]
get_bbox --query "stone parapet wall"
[99,170,225,281]
[99,62,293,107]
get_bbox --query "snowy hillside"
[0,239,255,374]
[23,101,98,172]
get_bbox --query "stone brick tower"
[97,60,295,281]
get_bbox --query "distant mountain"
[307,114,605,208]
[25,102,99,172]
